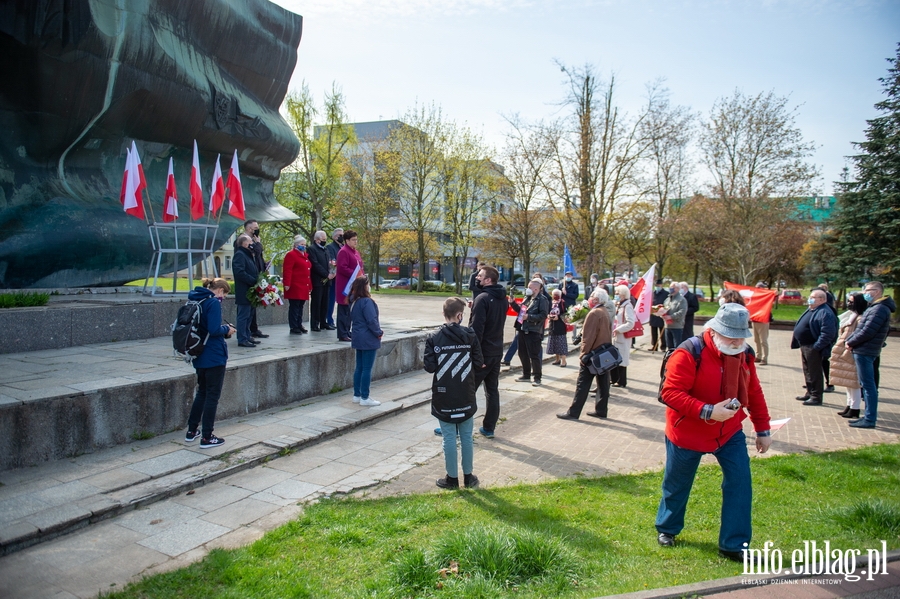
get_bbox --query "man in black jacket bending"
[468,265,507,438]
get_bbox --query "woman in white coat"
[611,284,635,387]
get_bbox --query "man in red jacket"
[655,303,772,563]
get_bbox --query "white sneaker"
[352,396,361,404]
[359,398,381,407]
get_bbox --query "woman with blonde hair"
[185,278,235,448]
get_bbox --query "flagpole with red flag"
[226,150,246,221]
[208,155,225,221]
[631,263,657,325]
[120,141,149,222]
[162,157,179,223]
[189,140,204,220]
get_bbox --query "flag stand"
[141,222,220,295]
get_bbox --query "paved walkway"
[0,297,897,598]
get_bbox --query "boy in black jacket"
[425,297,484,489]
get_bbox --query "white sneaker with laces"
[352,396,361,404]
[359,398,381,407]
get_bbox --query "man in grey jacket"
[660,284,688,348]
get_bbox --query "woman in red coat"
[283,235,312,334]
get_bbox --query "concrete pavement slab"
[137,517,230,557]
[199,497,280,528]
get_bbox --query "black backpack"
[657,336,754,406]
[172,299,210,363]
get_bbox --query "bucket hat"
[708,303,753,339]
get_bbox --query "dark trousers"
[822,356,831,386]
[800,345,825,401]
[288,299,306,331]
[250,307,260,334]
[310,284,328,329]
[326,283,337,326]
[610,365,627,387]
[652,325,666,350]
[188,365,226,438]
[477,357,502,432]
[236,304,252,344]
[517,330,543,382]
[665,328,683,350]
[568,362,610,418]
[337,303,352,339]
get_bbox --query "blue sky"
[271,0,899,194]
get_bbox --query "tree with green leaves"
[275,83,356,242]
[439,125,501,292]
[698,89,818,285]
[388,103,448,292]
[828,44,900,305]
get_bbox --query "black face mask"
[336,235,344,244]
[252,229,260,237]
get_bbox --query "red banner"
[723,282,777,323]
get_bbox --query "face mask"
[525,288,534,297]
[337,235,344,244]
[565,276,572,282]
[807,297,815,306]
[252,229,260,237]
[319,240,326,247]
[216,296,224,304]
[718,297,726,306]
[297,245,306,252]
[863,292,873,302]
[713,333,746,356]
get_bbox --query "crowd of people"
[185,226,894,565]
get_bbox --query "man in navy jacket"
[845,281,896,428]
[791,289,838,406]
[232,235,259,347]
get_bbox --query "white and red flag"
[189,140,204,220]
[209,155,225,215]
[162,157,179,222]
[631,263,657,324]
[723,281,777,323]
[226,150,245,220]
[119,141,147,220]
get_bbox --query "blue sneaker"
[434,427,443,436]
[479,427,494,438]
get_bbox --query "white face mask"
[718,297,726,306]
[525,288,534,297]
[712,332,746,355]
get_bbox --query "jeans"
[310,284,328,329]
[236,304,252,343]
[337,303,352,339]
[477,357,502,432]
[800,345,825,401]
[250,307,260,334]
[288,298,306,331]
[504,336,518,363]
[326,283,336,326]
[853,353,879,424]
[656,430,752,552]
[353,349,377,399]
[439,417,474,478]
[664,328,683,350]
[517,330,543,381]
[567,361,609,418]
[188,365,226,439]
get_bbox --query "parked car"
[389,278,414,289]
[778,289,805,305]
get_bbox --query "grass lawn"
[125,278,207,293]
[696,301,807,321]
[105,444,900,599]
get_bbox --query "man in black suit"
[308,230,334,331]
[232,235,260,348]
[679,282,700,338]
[324,228,343,330]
